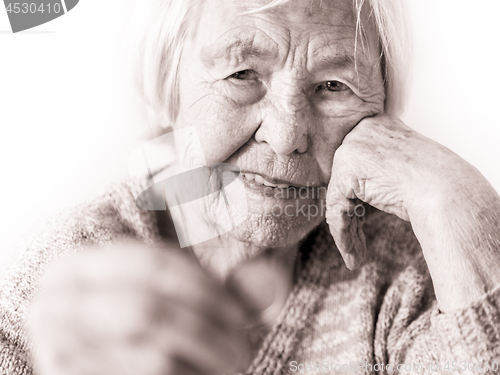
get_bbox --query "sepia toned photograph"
[1,0,499,374]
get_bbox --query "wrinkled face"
[175,0,385,251]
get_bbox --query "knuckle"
[333,144,350,164]
[356,116,376,129]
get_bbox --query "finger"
[337,173,366,201]
[43,246,249,339]
[74,245,249,331]
[150,253,249,330]
[32,273,249,375]
[61,295,250,375]
[326,203,364,269]
[326,184,367,270]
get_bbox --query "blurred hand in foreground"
[29,241,289,375]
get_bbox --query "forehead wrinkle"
[308,29,373,74]
[200,33,279,69]
[310,47,371,75]
[315,53,355,71]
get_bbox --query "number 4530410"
[6,3,62,14]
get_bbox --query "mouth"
[240,171,326,200]
[242,172,295,189]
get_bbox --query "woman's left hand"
[326,114,500,312]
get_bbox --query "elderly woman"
[1,0,500,374]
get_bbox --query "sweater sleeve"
[362,209,500,373]
[382,277,500,373]
[0,181,159,375]
[372,237,500,372]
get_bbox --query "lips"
[240,169,319,189]
[239,170,326,201]
[227,142,324,190]
[242,172,293,189]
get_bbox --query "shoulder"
[23,179,160,257]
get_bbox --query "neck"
[155,209,300,281]
[190,234,299,281]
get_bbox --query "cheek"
[310,118,352,181]
[177,91,260,165]
[311,101,383,181]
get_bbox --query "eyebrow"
[201,37,279,69]
[310,48,371,78]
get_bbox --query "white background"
[0,0,499,277]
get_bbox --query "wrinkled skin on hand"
[326,114,500,311]
[327,115,430,268]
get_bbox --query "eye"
[317,81,349,92]
[227,70,258,81]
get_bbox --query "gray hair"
[136,0,411,132]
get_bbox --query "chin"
[193,194,324,278]
[227,205,324,250]
[195,175,325,262]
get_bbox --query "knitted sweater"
[0,180,499,375]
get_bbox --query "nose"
[254,83,310,156]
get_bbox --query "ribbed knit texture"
[0,180,499,374]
